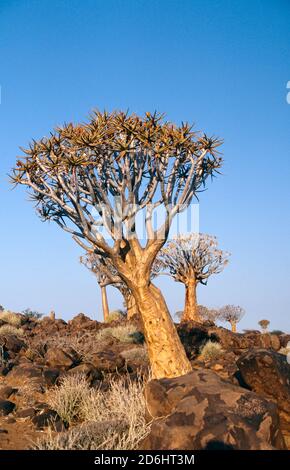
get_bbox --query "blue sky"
[0,0,289,331]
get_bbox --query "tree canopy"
[155,233,230,285]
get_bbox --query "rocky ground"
[0,312,289,450]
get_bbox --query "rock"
[90,351,125,373]
[0,400,16,416]
[0,429,8,434]
[280,334,290,348]
[33,318,67,337]
[178,322,283,359]
[66,363,101,383]
[0,386,17,400]
[211,364,223,371]
[32,410,65,431]
[67,313,100,332]
[177,322,216,359]
[16,408,36,418]
[119,346,149,375]
[142,370,285,450]
[237,349,290,448]
[6,364,42,382]
[259,334,281,351]
[42,368,60,386]
[5,417,16,424]
[45,347,80,370]
[1,335,26,355]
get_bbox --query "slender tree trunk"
[132,282,192,379]
[126,292,139,319]
[230,321,237,333]
[101,286,109,322]
[181,279,201,322]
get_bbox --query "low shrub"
[0,310,22,327]
[106,310,126,323]
[0,324,24,337]
[96,324,142,344]
[36,374,150,450]
[22,308,43,320]
[199,340,223,361]
[47,374,91,426]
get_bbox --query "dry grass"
[96,324,141,344]
[199,340,223,361]
[0,324,24,337]
[44,333,87,359]
[0,310,22,327]
[106,310,125,323]
[34,374,150,450]
[47,374,90,425]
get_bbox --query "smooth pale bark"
[101,285,109,322]
[132,282,192,379]
[111,239,192,379]
[125,292,139,319]
[230,321,237,333]
[181,279,201,323]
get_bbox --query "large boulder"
[142,369,285,450]
[45,347,80,370]
[89,351,125,373]
[237,348,290,448]
[5,363,46,392]
[66,363,102,384]
[0,386,17,400]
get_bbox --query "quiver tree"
[258,319,270,334]
[197,305,220,325]
[156,233,229,322]
[12,110,222,379]
[220,304,245,332]
[80,252,139,320]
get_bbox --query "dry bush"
[0,310,22,327]
[43,332,88,359]
[0,324,24,337]
[96,324,140,344]
[47,374,90,425]
[106,310,126,323]
[36,374,150,450]
[33,421,137,450]
[199,340,223,361]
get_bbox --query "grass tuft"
[35,374,150,450]
[199,340,223,361]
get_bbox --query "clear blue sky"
[0,0,289,331]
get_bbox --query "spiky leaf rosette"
[12,111,223,257]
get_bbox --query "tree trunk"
[181,279,201,322]
[132,282,192,379]
[126,292,139,319]
[101,286,109,322]
[230,321,237,333]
